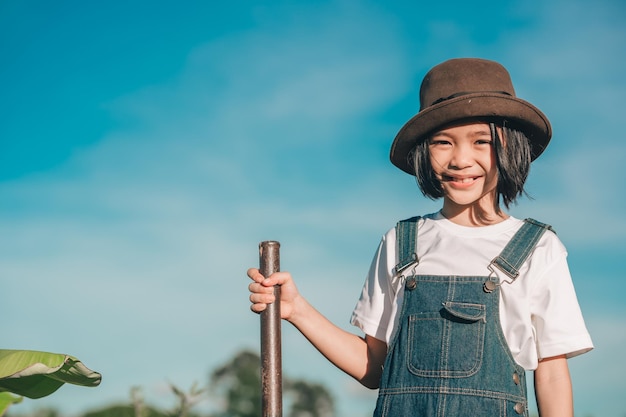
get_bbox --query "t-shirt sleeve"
[350,230,397,343]
[530,235,594,360]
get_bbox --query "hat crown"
[420,58,516,111]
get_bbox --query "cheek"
[429,155,437,170]
[428,150,445,171]
[483,148,497,171]
[485,164,499,188]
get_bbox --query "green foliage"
[74,383,206,417]
[209,350,335,417]
[169,383,206,417]
[0,350,101,417]
[4,349,338,417]
[210,351,262,417]
[81,405,168,417]
[5,407,60,417]
[0,393,22,416]
[285,379,334,417]
[0,350,101,399]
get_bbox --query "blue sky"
[1,1,625,416]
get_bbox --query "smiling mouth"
[442,175,480,183]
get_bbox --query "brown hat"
[390,58,552,175]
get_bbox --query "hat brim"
[390,93,552,175]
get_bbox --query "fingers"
[247,267,264,283]
[247,268,289,287]
[248,283,277,313]
[248,268,289,314]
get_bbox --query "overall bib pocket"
[407,302,486,378]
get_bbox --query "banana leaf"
[0,350,101,399]
[0,392,23,416]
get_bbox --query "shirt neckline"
[428,211,521,238]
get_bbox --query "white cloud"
[0,2,414,414]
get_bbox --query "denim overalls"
[374,217,552,417]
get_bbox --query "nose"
[449,143,473,169]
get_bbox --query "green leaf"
[0,391,23,417]
[0,350,101,399]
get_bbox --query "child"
[248,58,593,416]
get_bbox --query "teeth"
[443,175,478,183]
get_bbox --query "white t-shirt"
[350,212,593,370]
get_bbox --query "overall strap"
[394,216,421,275]
[490,218,554,279]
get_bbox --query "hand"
[248,268,388,388]
[247,268,300,321]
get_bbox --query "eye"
[475,139,492,145]
[430,138,451,146]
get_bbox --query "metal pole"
[259,240,282,417]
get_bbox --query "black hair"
[409,121,532,209]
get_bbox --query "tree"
[5,408,61,417]
[78,384,205,417]
[285,379,333,417]
[81,405,168,417]
[210,351,261,417]
[209,350,335,417]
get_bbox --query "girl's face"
[428,122,500,220]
